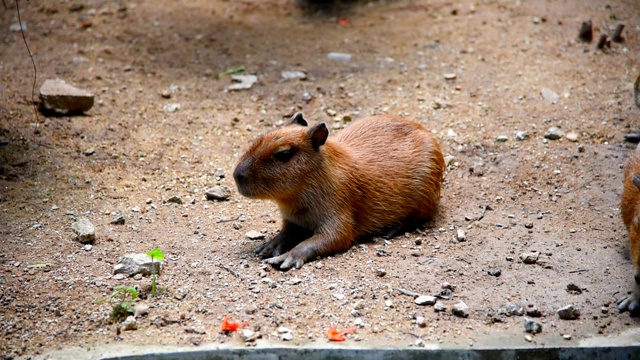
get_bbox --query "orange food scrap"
[326,326,356,341]
[338,17,351,26]
[220,316,249,332]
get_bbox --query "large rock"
[71,217,95,243]
[39,79,94,114]
[114,253,162,276]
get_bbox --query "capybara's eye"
[273,149,294,162]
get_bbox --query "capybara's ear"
[290,112,308,127]
[308,123,328,151]
[633,173,640,191]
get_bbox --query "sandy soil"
[1,0,639,358]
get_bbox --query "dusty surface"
[1,0,640,358]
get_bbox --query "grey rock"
[374,268,387,277]
[166,195,183,204]
[566,132,579,142]
[385,300,394,308]
[163,103,180,113]
[228,75,257,91]
[277,326,291,334]
[452,301,470,317]
[10,22,27,32]
[84,148,95,156]
[416,316,426,327]
[520,251,540,264]
[504,302,524,316]
[327,52,352,62]
[282,332,293,341]
[443,73,457,80]
[526,304,542,317]
[566,283,582,295]
[71,217,96,243]
[495,135,508,142]
[415,295,437,306]
[540,87,559,104]
[557,304,580,320]
[456,229,466,242]
[434,301,447,312]
[544,127,564,140]
[488,268,501,277]
[113,253,162,276]
[281,71,307,80]
[40,79,94,114]
[246,230,265,240]
[241,329,259,342]
[414,338,426,347]
[205,186,231,201]
[122,315,137,330]
[515,131,529,141]
[354,317,364,327]
[83,244,92,251]
[524,317,542,333]
[444,155,456,167]
[110,215,125,225]
[133,303,149,317]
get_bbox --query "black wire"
[15,0,40,133]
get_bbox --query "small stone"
[434,301,447,312]
[333,293,345,300]
[456,229,466,242]
[277,326,291,334]
[161,89,172,98]
[566,132,579,142]
[524,317,542,333]
[241,329,258,342]
[495,135,508,142]
[10,22,27,32]
[166,196,183,204]
[524,334,533,342]
[563,334,572,340]
[526,305,542,317]
[113,274,125,280]
[443,73,457,80]
[40,79,94,114]
[163,103,180,113]
[354,318,364,327]
[452,301,470,317]
[416,316,426,327]
[133,303,149,317]
[566,283,583,295]
[504,302,524,316]
[557,304,580,320]
[488,268,501,277]
[113,253,162,276]
[544,127,564,140]
[71,217,96,243]
[515,131,529,141]
[327,52,352,62]
[374,268,386,277]
[444,155,456,167]
[205,186,231,201]
[520,251,540,264]
[146,198,153,204]
[414,338,425,347]
[281,71,307,80]
[110,215,125,225]
[415,296,437,306]
[246,230,265,240]
[174,291,186,300]
[84,148,95,156]
[532,17,542,24]
[83,244,92,251]
[385,300,394,308]
[131,206,140,212]
[123,315,137,331]
[540,88,560,104]
[227,74,257,91]
[289,277,302,285]
[282,333,293,341]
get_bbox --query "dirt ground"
[1,0,640,358]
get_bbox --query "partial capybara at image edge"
[620,149,640,316]
[233,113,445,270]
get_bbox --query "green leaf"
[217,66,245,78]
[146,248,164,261]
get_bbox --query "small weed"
[146,248,164,297]
[95,285,138,323]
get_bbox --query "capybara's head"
[233,113,328,200]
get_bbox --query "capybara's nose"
[233,164,247,185]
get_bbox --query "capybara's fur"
[620,149,640,315]
[233,113,445,269]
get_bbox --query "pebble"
[71,217,96,244]
[566,283,582,295]
[374,268,386,277]
[40,79,94,114]
[520,251,540,264]
[524,335,533,342]
[110,215,125,225]
[503,302,524,316]
[415,295,437,306]
[456,229,466,242]
[10,22,27,32]
[113,253,162,276]
[540,88,560,104]
[205,186,231,201]
[544,127,564,140]
[131,206,140,212]
[85,148,95,156]
[354,318,364,327]
[163,103,180,113]
[385,300,394,308]
[434,301,447,312]
[563,334,572,340]
[281,71,307,80]
[515,131,529,141]
[495,135,508,142]
[289,277,302,285]
[414,338,425,347]
[166,196,183,204]
[452,301,470,317]
[557,304,580,320]
[83,244,92,251]
[526,304,542,317]
[416,316,426,327]
[524,317,542,333]
[327,52,352,62]
[566,132,579,142]
[228,74,257,91]
[123,315,137,331]
[246,230,265,240]
[444,155,455,167]
[277,326,291,334]
[242,329,259,342]
[133,303,149,317]
[443,73,457,80]
[488,268,501,277]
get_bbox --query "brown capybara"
[620,149,640,316]
[233,112,445,269]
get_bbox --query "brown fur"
[233,114,445,269]
[620,149,640,315]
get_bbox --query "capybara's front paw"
[617,285,640,317]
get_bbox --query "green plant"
[96,285,138,322]
[146,248,164,297]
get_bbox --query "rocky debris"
[205,186,231,201]
[488,268,501,277]
[415,295,437,306]
[443,73,457,80]
[495,135,508,142]
[416,316,426,327]
[278,326,293,341]
[500,302,524,316]
[123,315,137,331]
[566,132,579,142]
[84,148,95,156]
[40,79,94,114]
[544,127,564,140]
[374,268,386,277]
[163,103,180,113]
[327,52,352,62]
[520,251,540,264]
[414,338,426,347]
[113,253,162,276]
[281,71,307,80]
[524,335,533,342]
[540,88,559,104]
[166,196,183,204]
[515,131,529,141]
[563,334,572,340]
[110,215,125,225]
[241,328,259,342]
[246,230,265,240]
[566,283,583,295]
[385,300,394,308]
[228,74,257,91]
[579,20,593,42]
[452,301,470,317]
[456,229,466,242]
[526,304,542,317]
[71,217,96,243]
[524,317,542,334]
[470,162,484,177]
[83,244,92,251]
[133,303,149,317]
[434,301,447,312]
[557,304,580,320]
